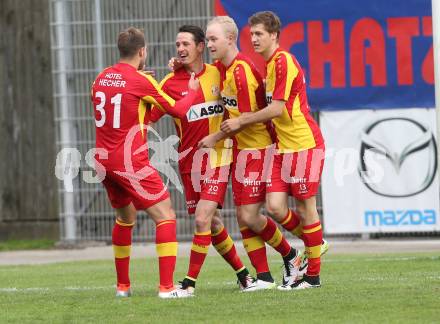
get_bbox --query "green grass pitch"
[1,253,439,323]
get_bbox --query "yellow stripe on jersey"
[273,97,316,152]
[280,53,298,101]
[200,65,232,168]
[139,73,176,112]
[266,50,317,152]
[156,242,178,257]
[138,99,147,138]
[209,143,233,169]
[243,236,265,253]
[173,117,183,141]
[222,60,272,150]
[268,52,299,101]
[159,72,175,88]
[113,245,131,258]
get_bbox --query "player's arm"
[139,73,199,119]
[197,128,241,148]
[220,100,284,133]
[221,53,293,133]
[149,106,166,124]
[198,109,242,148]
[149,77,171,124]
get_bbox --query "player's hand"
[188,72,200,91]
[168,57,183,71]
[221,118,241,134]
[198,134,217,148]
[140,70,156,77]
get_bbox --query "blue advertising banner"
[215,0,435,111]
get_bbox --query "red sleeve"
[136,73,196,119]
[233,64,252,113]
[273,53,296,101]
[149,78,170,123]
[149,107,165,123]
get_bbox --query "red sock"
[280,209,304,241]
[240,227,269,274]
[155,220,178,290]
[258,217,292,257]
[302,221,323,276]
[212,226,245,272]
[187,231,211,281]
[112,219,134,287]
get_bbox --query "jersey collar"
[266,47,283,63]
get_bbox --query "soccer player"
[91,27,199,298]
[221,11,326,289]
[200,16,302,289]
[149,25,256,295]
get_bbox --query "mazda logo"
[359,117,437,197]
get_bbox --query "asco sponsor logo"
[222,96,238,108]
[364,209,436,226]
[187,101,224,121]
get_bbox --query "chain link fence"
[50,0,323,242]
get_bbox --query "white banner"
[320,108,439,234]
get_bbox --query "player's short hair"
[178,25,205,45]
[248,11,281,39]
[207,16,238,41]
[117,27,145,58]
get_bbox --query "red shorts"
[266,144,325,200]
[181,165,230,214]
[102,166,169,210]
[231,148,270,206]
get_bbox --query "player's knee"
[211,213,224,231]
[194,216,210,231]
[194,208,212,230]
[265,201,284,218]
[236,211,253,226]
[116,204,137,224]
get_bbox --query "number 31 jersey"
[91,62,186,171]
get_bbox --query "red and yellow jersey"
[217,53,273,150]
[150,64,231,174]
[91,62,188,171]
[265,48,324,153]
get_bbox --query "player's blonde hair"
[207,16,238,41]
